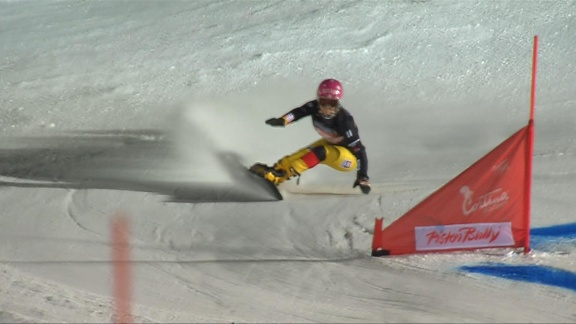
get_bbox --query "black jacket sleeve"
[280,101,316,124]
[353,143,368,179]
[341,115,369,180]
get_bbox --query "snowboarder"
[250,78,371,194]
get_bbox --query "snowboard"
[247,166,283,201]
[215,152,283,201]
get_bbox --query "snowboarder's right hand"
[265,117,285,127]
[353,177,371,194]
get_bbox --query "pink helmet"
[317,79,343,100]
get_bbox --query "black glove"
[265,117,285,127]
[353,177,371,194]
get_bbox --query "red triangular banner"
[372,124,532,255]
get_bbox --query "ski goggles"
[318,98,339,108]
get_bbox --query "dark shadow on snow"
[0,129,280,203]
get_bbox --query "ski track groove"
[64,189,100,237]
[168,262,226,307]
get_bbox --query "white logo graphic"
[460,186,509,216]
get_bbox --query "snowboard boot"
[271,152,316,185]
[250,147,323,186]
[249,163,287,186]
[271,162,300,184]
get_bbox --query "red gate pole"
[112,213,133,323]
[523,35,538,254]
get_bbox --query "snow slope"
[1,0,575,322]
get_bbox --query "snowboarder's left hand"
[353,177,371,194]
[265,117,285,127]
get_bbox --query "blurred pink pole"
[112,213,133,324]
